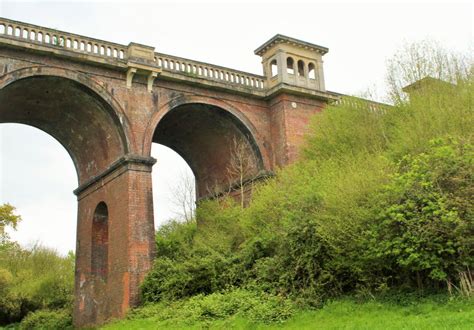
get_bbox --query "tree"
[0,203,21,244]
[386,39,472,103]
[169,171,196,223]
[226,135,258,208]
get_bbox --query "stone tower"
[255,34,334,167]
[255,34,327,92]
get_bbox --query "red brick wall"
[73,162,154,327]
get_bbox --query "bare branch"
[168,170,196,223]
[226,135,258,208]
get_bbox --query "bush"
[366,138,473,287]
[141,253,229,302]
[132,289,295,324]
[0,244,74,325]
[19,310,72,330]
[155,219,197,261]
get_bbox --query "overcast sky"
[0,0,472,254]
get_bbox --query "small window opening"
[270,59,278,77]
[286,57,294,75]
[297,60,305,77]
[308,63,316,80]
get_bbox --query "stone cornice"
[254,34,329,56]
[73,154,156,196]
[265,83,338,102]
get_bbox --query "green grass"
[102,296,474,330]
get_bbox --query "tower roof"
[254,34,328,56]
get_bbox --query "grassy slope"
[102,296,474,330]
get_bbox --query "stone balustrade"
[333,95,390,113]
[0,17,127,60]
[154,52,265,90]
[0,17,266,92]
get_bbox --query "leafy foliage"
[366,139,473,285]
[103,295,474,330]
[0,203,22,244]
[132,289,295,325]
[19,309,72,330]
[0,243,74,325]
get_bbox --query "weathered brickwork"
[0,18,341,327]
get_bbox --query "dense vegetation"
[0,205,74,329]
[135,41,473,326]
[103,294,474,329]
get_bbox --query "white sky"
[0,0,472,254]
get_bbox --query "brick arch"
[0,65,132,149]
[144,95,267,198]
[143,95,265,159]
[0,66,131,184]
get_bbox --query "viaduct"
[0,18,352,326]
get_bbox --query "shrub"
[366,139,473,287]
[155,219,197,261]
[141,253,230,303]
[132,289,295,324]
[0,244,74,325]
[19,310,72,330]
